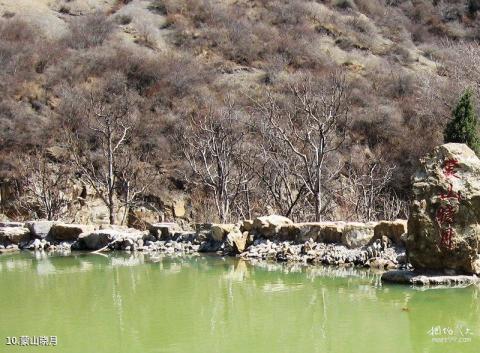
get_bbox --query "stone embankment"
[0,215,408,270]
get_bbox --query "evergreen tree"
[444,89,480,153]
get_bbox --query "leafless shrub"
[251,71,350,221]
[16,153,70,220]
[65,13,114,49]
[116,14,132,25]
[135,22,157,49]
[61,74,159,225]
[180,101,251,222]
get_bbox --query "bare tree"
[342,161,396,221]
[248,122,307,220]
[63,77,157,225]
[251,72,349,221]
[18,152,69,220]
[181,103,249,223]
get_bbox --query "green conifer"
[444,89,480,153]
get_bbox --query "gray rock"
[0,227,31,245]
[341,222,376,248]
[78,228,145,250]
[26,221,55,239]
[0,221,24,228]
[150,222,182,240]
[382,270,480,286]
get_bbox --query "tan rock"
[0,227,31,245]
[0,221,24,228]
[128,206,161,230]
[372,220,407,246]
[211,224,236,242]
[71,197,126,225]
[78,228,146,250]
[341,222,376,248]
[173,200,186,218]
[407,143,480,274]
[277,223,302,241]
[49,223,96,241]
[252,215,293,238]
[319,222,346,243]
[275,221,347,242]
[226,230,248,254]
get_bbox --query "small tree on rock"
[444,89,480,154]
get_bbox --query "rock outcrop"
[406,143,480,274]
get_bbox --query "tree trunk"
[315,160,323,222]
[107,128,115,225]
[108,191,115,225]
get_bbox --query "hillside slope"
[1,0,480,223]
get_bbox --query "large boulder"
[211,224,236,242]
[341,222,376,248]
[0,227,31,245]
[406,143,480,274]
[319,222,346,243]
[49,223,95,242]
[26,221,55,239]
[240,220,254,232]
[78,228,145,250]
[150,223,182,240]
[277,222,340,242]
[263,221,347,243]
[252,215,293,238]
[225,229,248,254]
[372,220,408,246]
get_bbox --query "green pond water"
[0,252,479,353]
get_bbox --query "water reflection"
[0,252,479,353]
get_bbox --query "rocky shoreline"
[0,216,408,272]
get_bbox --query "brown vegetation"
[1,0,480,223]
